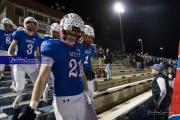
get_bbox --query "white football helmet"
[1,18,13,31]
[60,13,84,46]
[23,17,38,32]
[17,27,25,31]
[50,23,60,38]
[50,23,60,32]
[12,24,17,30]
[84,25,95,38]
[82,25,95,46]
[1,18,13,25]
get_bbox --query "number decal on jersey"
[84,55,88,64]
[27,44,33,54]
[6,37,11,44]
[69,59,82,77]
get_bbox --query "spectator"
[104,48,113,80]
[98,47,104,68]
[167,67,175,89]
[135,53,141,70]
[151,64,171,120]
[140,54,144,69]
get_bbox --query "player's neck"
[26,30,35,36]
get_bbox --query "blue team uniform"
[12,30,41,56]
[41,40,84,96]
[78,44,95,72]
[41,35,53,44]
[0,29,14,51]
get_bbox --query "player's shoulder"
[41,39,62,50]
[13,30,25,35]
[42,35,52,40]
[76,42,84,49]
[34,32,41,38]
[89,44,95,50]
[0,29,3,34]
[42,39,61,44]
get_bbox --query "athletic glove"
[12,105,36,120]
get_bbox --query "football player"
[8,17,41,108]
[12,13,98,120]
[41,23,60,43]
[41,23,60,102]
[0,18,15,87]
[78,25,95,102]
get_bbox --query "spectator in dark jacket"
[104,49,113,80]
[135,53,141,70]
[151,64,171,120]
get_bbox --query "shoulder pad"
[41,40,61,57]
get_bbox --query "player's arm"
[82,67,89,92]
[12,63,52,120]
[29,65,51,109]
[91,60,95,73]
[8,40,17,56]
[35,46,40,56]
[91,48,95,73]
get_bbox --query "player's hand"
[37,64,41,69]
[86,90,92,99]
[154,100,160,110]
[155,102,160,109]
[12,105,36,120]
[85,91,92,104]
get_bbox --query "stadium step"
[2,71,11,76]
[0,98,53,116]
[0,60,153,120]
[7,106,55,120]
[0,93,31,106]
[0,84,34,94]
[1,76,12,81]
[1,79,32,87]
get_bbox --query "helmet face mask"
[1,18,13,31]
[52,31,60,39]
[61,30,83,46]
[82,35,93,46]
[82,25,95,46]
[60,13,84,47]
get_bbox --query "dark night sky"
[34,0,180,59]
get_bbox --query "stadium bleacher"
[0,58,154,120]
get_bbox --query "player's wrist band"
[29,100,38,110]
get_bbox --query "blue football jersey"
[12,30,41,56]
[0,29,14,51]
[77,43,95,72]
[41,40,84,96]
[41,35,52,44]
